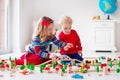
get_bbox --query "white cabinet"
[92,20,117,52]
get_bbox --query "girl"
[58,16,83,61]
[16,16,72,65]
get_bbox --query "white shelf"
[92,20,117,52]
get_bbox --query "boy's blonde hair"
[33,16,54,41]
[59,16,72,25]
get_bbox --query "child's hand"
[25,44,31,51]
[49,54,58,59]
[78,50,83,57]
[64,43,73,51]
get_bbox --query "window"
[0,0,9,53]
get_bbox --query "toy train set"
[0,55,120,79]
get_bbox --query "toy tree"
[118,60,120,67]
[95,64,99,72]
[109,60,113,68]
[20,65,26,70]
[40,64,46,73]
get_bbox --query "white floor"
[1,51,120,59]
[0,51,120,80]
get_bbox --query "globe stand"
[107,15,110,20]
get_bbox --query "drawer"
[92,20,115,28]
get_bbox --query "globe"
[99,0,117,14]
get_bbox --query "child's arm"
[78,50,83,56]
[32,36,49,58]
[75,32,83,56]
[25,44,31,51]
[51,36,66,48]
[32,36,41,54]
[71,30,82,51]
[76,39,82,51]
[51,36,72,50]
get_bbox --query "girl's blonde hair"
[59,16,72,25]
[33,16,54,41]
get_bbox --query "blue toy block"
[72,74,84,79]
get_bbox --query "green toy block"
[20,65,26,70]
[60,60,64,64]
[9,56,11,61]
[116,68,120,73]
[64,64,67,69]
[42,64,46,68]
[83,69,88,73]
[11,61,16,69]
[62,68,65,73]
[109,61,113,68]
[15,57,17,60]
[40,64,46,68]
[27,62,30,69]
[52,63,55,69]
[118,61,120,67]
[73,62,76,66]
[95,65,99,72]
[40,67,43,73]
[79,69,84,73]
[81,63,85,67]
[98,57,101,61]
[0,62,3,65]
[29,64,35,71]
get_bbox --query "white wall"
[19,0,34,52]
[11,0,20,52]
[11,0,120,52]
[10,0,34,52]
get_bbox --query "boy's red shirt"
[58,29,82,55]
